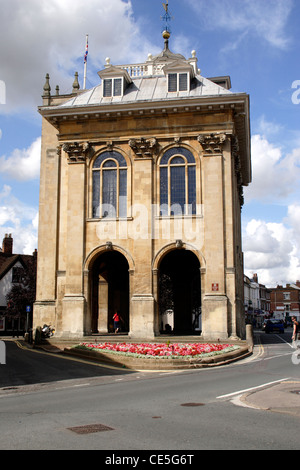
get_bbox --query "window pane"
[160,147,195,165]
[179,73,188,91]
[168,73,177,92]
[113,78,122,96]
[119,169,127,217]
[188,166,196,214]
[171,166,185,215]
[170,156,185,165]
[103,79,112,97]
[92,171,100,217]
[102,170,117,217]
[160,167,168,215]
[113,153,127,167]
[94,151,127,168]
[103,159,117,168]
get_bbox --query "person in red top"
[113,311,121,333]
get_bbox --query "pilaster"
[33,119,60,331]
[129,140,156,336]
[199,133,229,339]
[60,142,89,336]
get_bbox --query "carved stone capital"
[62,142,91,163]
[129,137,158,158]
[197,133,227,154]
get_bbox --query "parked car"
[262,319,284,334]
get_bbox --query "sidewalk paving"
[242,380,300,418]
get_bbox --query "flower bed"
[77,342,239,359]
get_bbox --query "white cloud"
[243,129,300,286]
[0,184,38,254]
[187,0,293,50]
[0,0,156,112]
[244,135,300,203]
[286,204,300,254]
[243,218,300,286]
[0,137,41,181]
[256,115,284,138]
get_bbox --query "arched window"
[92,151,127,218]
[159,147,196,216]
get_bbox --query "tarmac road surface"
[0,331,299,450]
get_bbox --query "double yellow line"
[254,335,265,359]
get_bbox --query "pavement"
[240,380,300,418]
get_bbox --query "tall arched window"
[92,151,127,218]
[159,147,196,216]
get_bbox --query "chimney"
[253,273,258,283]
[2,234,13,255]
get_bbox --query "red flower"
[81,342,234,357]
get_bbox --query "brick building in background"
[270,282,300,321]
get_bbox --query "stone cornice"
[39,93,249,121]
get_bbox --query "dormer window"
[98,66,132,99]
[163,60,194,94]
[168,73,188,92]
[103,78,123,97]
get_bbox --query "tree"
[5,257,37,329]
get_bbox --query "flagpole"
[83,34,88,90]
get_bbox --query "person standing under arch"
[113,311,122,333]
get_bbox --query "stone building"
[33,30,251,340]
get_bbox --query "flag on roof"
[84,38,88,64]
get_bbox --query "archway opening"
[90,251,129,333]
[158,250,201,335]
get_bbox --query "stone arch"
[84,245,134,334]
[156,142,200,165]
[84,243,135,274]
[152,241,206,272]
[154,243,204,334]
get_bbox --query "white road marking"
[216,378,290,399]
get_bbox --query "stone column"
[128,139,156,339]
[98,275,108,333]
[198,134,229,340]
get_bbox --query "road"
[0,330,299,452]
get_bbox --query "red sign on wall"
[212,283,219,292]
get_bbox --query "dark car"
[262,319,284,334]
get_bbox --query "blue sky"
[0,0,299,287]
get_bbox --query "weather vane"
[161,0,173,35]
